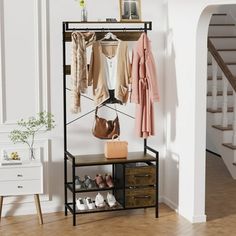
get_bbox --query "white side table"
[0,162,43,224]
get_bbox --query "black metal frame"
[63,21,158,226]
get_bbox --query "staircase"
[206,12,236,179]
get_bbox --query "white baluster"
[222,73,228,128]
[232,91,236,146]
[211,56,218,110]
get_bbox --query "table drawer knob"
[17,186,23,189]
[17,174,23,177]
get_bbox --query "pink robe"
[131,33,159,138]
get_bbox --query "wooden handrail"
[208,38,236,92]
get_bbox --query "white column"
[211,56,218,110]
[221,73,228,128]
[232,91,236,146]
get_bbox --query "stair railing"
[208,39,236,145]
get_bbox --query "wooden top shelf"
[66,152,157,166]
[63,21,151,24]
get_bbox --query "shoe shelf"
[64,150,159,226]
[66,151,157,166]
[66,201,124,214]
[66,183,114,193]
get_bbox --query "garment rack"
[63,21,152,128]
[63,21,159,226]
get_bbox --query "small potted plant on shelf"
[9,112,55,161]
[75,0,88,22]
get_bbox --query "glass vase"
[81,7,88,22]
[29,147,36,161]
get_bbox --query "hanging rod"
[64,32,143,42]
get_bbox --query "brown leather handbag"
[92,106,120,139]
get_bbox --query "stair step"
[207,91,233,96]
[207,107,234,113]
[212,124,233,131]
[209,24,235,26]
[222,143,236,150]
[207,76,222,80]
[212,13,227,16]
[217,49,236,52]
[209,36,236,38]
[208,62,236,65]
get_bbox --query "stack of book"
[0,159,22,166]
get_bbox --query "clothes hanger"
[101,32,118,41]
[100,31,120,46]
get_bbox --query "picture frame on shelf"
[119,0,141,21]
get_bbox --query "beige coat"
[71,32,96,113]
[88,41,131,105]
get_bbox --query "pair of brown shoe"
[95,174,114,188]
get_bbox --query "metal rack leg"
[63,22,68,218]
[72,158,76,226]
[144,139,147,154]
[0,196,3,221]
[112,164,115,195]
[123,164,126,208]
[156,152,159,218]
[64,156,68,216]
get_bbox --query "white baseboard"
[178,208,207,223]
[161,196,178,212]
[161,197,207,223]
[192,214,207,223]
[159,196,164,203]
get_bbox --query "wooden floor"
[1,152,236,236]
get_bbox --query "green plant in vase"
[75,0,88,21]
[9,112,55,161]
[79,0,85,7]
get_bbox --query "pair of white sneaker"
[76,197,95,210]
[95,192,117,208]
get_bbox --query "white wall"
[0,0,166,216]
[165,0,236,223]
